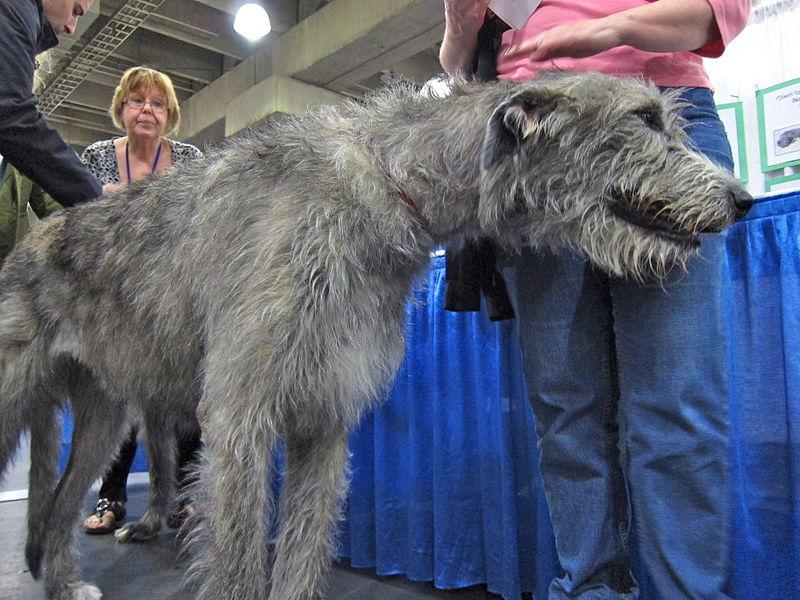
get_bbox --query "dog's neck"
[357,86,495,242]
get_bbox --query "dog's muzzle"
[731,188,754,221]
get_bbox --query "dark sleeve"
[0,1,101,206]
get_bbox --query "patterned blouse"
[80,138,203,185]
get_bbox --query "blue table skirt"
[60,191,800,600]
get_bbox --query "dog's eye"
[635,109,663,131]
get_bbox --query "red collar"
[394,184,430,234]
[379,164,431,233]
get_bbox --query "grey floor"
[0,440,501,600]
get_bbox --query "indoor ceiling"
[40,0,446,151]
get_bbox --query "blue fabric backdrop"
[61,191,800,599]
[336,254,558,600]
[725,191,800,600]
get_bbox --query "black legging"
[97,426,202,503]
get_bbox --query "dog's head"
[477,72,752,280]
[776,129,799,148]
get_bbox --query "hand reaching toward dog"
[501,18,623,61]
[501,0,720,62]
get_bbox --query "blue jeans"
[505,87,734,600]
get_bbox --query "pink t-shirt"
[496,0,750,88]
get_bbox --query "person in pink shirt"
[441,2,750,600]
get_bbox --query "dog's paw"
[70,582,103,600]
[114,520,160,543]
[49,581,102,600]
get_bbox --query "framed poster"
[765,172,800,193]
[717,101,748,182]
[756,77,800,171]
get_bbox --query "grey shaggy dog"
[0,71,751,600]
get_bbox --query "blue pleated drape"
[725,191,800,600]
[59,192,800,600]
[337,254,559,600]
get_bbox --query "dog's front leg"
[193,396,278,600]
[42,375,128,600]
[269,424,350,600]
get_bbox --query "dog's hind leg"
[269,424,351,600]
[115,408,177,542]
[0,348,65,577]
[192,399,277,600]
[41,373,128,600]
[25,398,63,578]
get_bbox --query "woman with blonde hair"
[81,66,203,534]
[81,66,202,193]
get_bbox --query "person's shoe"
[83,498,126,535]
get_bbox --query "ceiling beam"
[180,0,444,139]
[313,22,444,92]
[297,0,325,21]
[273,0,443,84]
[190,0,298,31]
[145,3,255,60]
[112,29,224,85]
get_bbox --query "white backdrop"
[705,0,800,195]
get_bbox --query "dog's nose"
[732,189,753,220]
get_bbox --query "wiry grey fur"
[0,71,751,600]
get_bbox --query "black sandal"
[84,498,126,535]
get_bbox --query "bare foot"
[83,511,115,530]
[83,499,125,534]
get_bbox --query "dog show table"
[60,190,800,600]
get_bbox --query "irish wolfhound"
[0,71,751,600]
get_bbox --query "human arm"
[102,183,125,194]
[0,0,101,206]
[439,0,493,76]
[80,139,120,189]
[503,0,749,62]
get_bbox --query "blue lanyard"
[125,140,163,183]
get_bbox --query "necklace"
[125,139,163,183]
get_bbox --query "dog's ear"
[481,89,561,171]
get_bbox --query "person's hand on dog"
[501,0,720,62]
[502,18,623,62]
[102,182,125,194]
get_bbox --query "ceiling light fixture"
[233,3,271,41]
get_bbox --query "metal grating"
[38,0,166,115]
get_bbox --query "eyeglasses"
[124,98,168,112]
